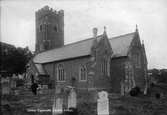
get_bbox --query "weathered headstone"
[68,88,77,108]
[97,91,109,115]
[24,82,31,90]
[43,85,48,89]
[15,90,19,95]
[11,80,16,88]
[52,97,63,115]
[55,85,61,95]
[2,82,10,94]
[92,89,98,103]
[2,77,10,95]
[37,87,42,94]
[38,84,42,89]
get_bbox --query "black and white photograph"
[1,0,167,115]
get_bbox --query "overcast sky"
[1,0,167,69]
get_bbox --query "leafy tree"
[148,68,167,84]
[159,69,167,83]
[0,42,33,74]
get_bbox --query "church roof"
[33,35,103,64]
[33,32,135,64]
[35,64,48,75]
[109,32,135,58]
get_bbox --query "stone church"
[26,6,148,94]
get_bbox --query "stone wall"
[91,34,113,91]
[110,57,127,93]
[26,60,37,84]
[44,56,91,90]
[130,34,146,91]
[35,6,64,53]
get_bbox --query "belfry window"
[57,64,65,82]
[79,65,87,81]
[54,23,58,32]
[40,24,42,31]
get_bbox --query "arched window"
[54,23,58,32]
[101,51,110,76]
[79,65,86,81]
[57,64,65,82]
[136,53,141,68]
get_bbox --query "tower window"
[54,23,58,32]
[40,24,42,30]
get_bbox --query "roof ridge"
[37,34,103,54]
[63,34,103,46]
[109,32,135,39]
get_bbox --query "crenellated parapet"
[35,5,64,21]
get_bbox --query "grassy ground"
[1,86,167,115]
[1,87,54,115]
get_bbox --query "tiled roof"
[109,33,135,58]
[33,35,103,64]
[33,32,135,64]
[35,64,48,75]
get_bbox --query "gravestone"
[55,85,61,95]
[92,89,98,103]
[37,87,42,94]
[38,84,42,89]
[1,77,10,95]
[68,88,77,108]
[52,97,63,115]
[24,82,31,90]
[11,80,16,88]
[15,90,19,95]
[97,91,109,115]
[2,82,10,94]
[43,85,48,89]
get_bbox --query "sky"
[1,0,167,69]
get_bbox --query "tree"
[0,42,33,74]
[148,68,167,84]
[159,69,167,83]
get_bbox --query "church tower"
[35,6,64,53]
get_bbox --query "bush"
[151,83,155,87]
[16,79,24,87]
[155,93,160,99]
[135,87,140,94]
[3,104,10,110]
[129,88,138,97]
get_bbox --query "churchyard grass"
[1,86,167,115]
